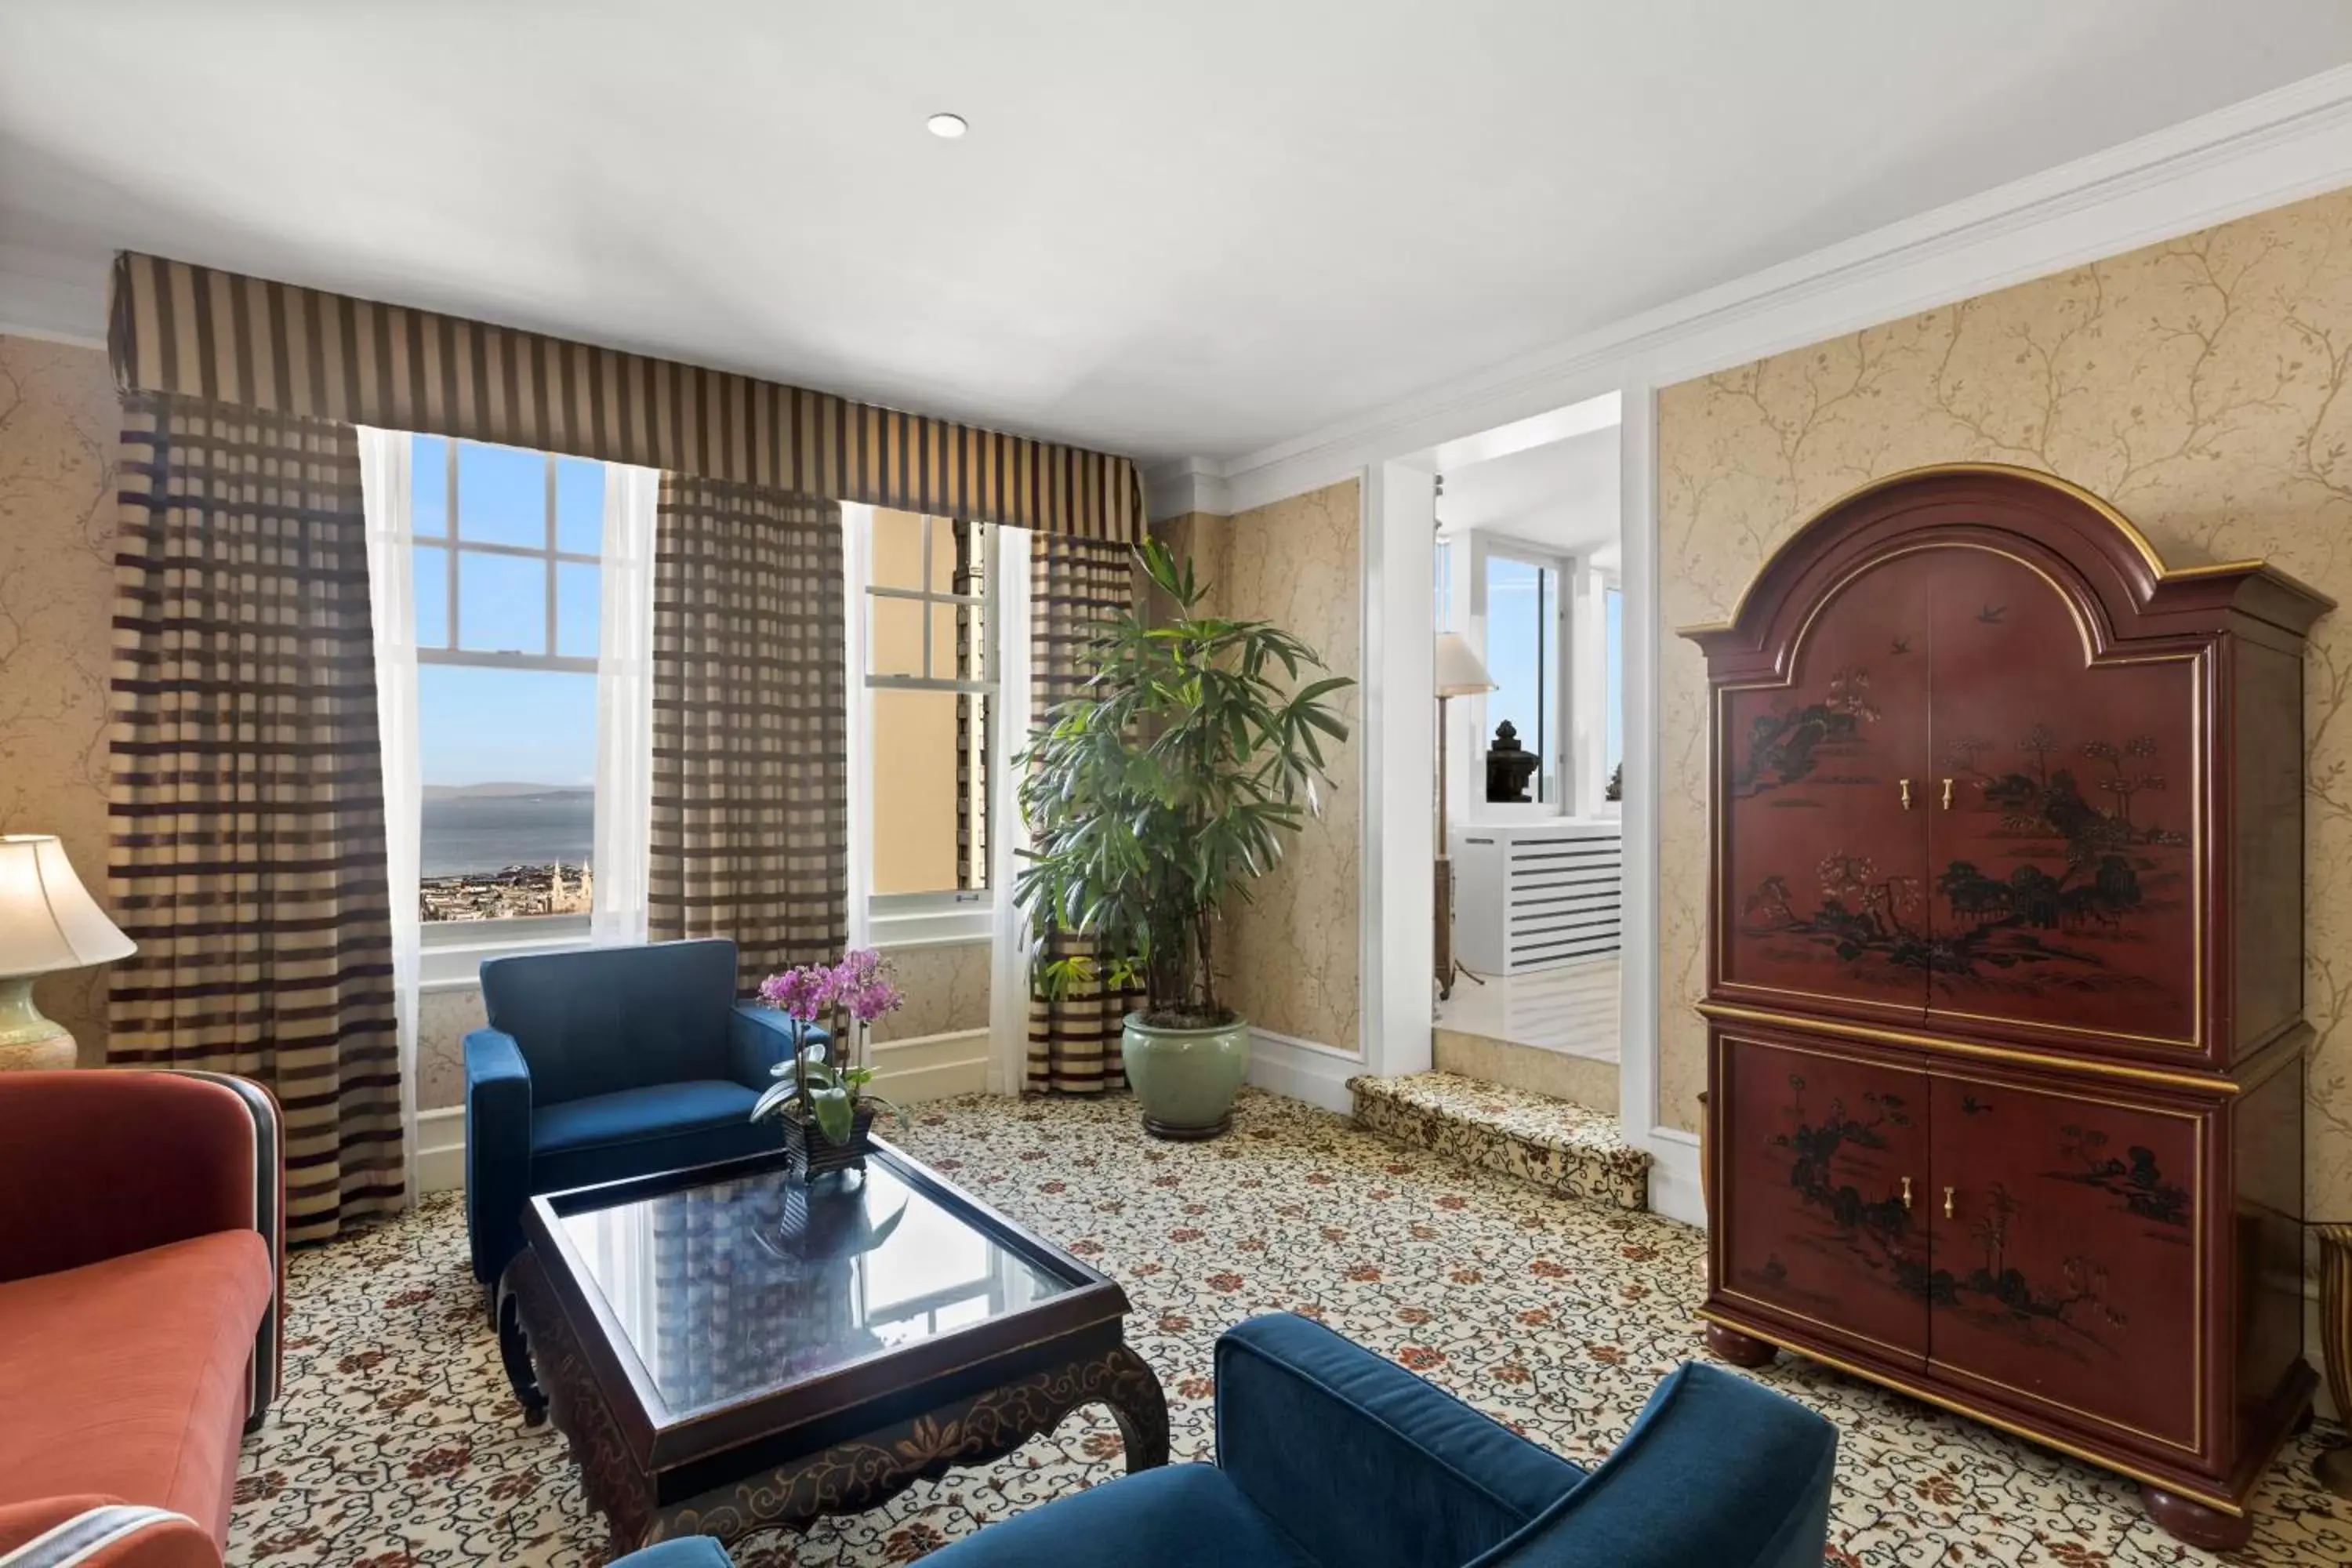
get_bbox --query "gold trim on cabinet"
[1695,1001,2240,1096]
[1696,1308,2241,1516]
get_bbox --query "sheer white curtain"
[358,427,422,1203]
[592,463,661,946]
[985,526,1035,1094]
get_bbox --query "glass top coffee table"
[495,1140,1169,1555]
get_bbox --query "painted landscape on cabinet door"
[1925,1075,2199,1450]
[1718,1035,1929,1363]
[1724,546,2198,1046]
[1719,554,1936,1015]
[1923,550,2198,1047]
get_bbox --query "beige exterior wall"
[0,336,119,1063]
[1157,478,1363,1050]
[1655,183,2352,1226]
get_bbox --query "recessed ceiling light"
[927,113,968,139]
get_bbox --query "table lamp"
[1435,633,1495,1000]
[0,834,135,1071]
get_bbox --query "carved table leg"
[494,1259,547,1427]
[2141,1486,2251,1553]
[652,1338,1174,1545]
[1100,1342,1171,1472]
[1704,1321,1777,1369]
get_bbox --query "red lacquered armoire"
[1681,464,2330,1551]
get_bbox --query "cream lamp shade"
[1435,632,1497,697]
[0,835,133,1072]
[0,835,133,975]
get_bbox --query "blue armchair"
[463,938,820,1290]
[927,1313,1836,1568]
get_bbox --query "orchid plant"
[748,947,906,1145]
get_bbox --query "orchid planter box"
[779,1102,878,1183]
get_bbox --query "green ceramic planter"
[1121,1012,1250,1140]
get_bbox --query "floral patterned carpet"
[230,1089,2352,1566]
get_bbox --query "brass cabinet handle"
[1944,1185,1956,1220]
[1941,778,1955,810]
[1900,779,1913,809]
[1900,1176,1913,1210]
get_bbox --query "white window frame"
[415,437,602,966]
[847,510,1000,948]
[1468,532,1571,821]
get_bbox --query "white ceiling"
[1438,424,1620,560]
[5,2,2352,464]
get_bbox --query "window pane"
[456,441,546,547]
[412,436,449,537]
[1604,586,1624,793]
[872,688,980,895]
[557,561,601,660]
[931,603,961,678]
[871,508,925,590]
[458,550,548,655]
[555,456,604,555]
[414,544,451,648]
[931,517,959,593]
[417,666,596,920]
[870,594,925,677]
[1483,554,1555,804]
[1433,539,1452,633]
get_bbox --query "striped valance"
[107,252,1143,543]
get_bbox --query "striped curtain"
[649,477,848,985]
[1025,535,1144,1094]
[106,391,404,1242]
[108,252,1144,544]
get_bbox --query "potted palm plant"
[1014,539,1352,1138]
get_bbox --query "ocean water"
[420,793,594,878]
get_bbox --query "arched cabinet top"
[1677,463,2332,684]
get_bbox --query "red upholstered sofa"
[0,1072,282,1568]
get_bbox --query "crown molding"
[1142,456,1232,521]
[0,240,107,349]
[1192,61,2352,514]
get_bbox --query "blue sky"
[1485,554,1551,800]
[412,436,601,788]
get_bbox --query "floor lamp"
[1435,633,1495,1000]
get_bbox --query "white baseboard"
[1643,1128,1704,1228]
[873,1028,990,1102]
[416,1105,466,1194]
[1247,1026,1361,1114]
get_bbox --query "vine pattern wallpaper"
[1657,183,2352,1227]
[0,334,118,1060]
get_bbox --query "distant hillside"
[421,782,594,803]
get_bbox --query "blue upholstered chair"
[927,1313,1837,1568]
[608,1543,728,1568]
[462,938,818,1290]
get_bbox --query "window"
[862,510,993,907]
[1434,536,1454,633]
[412,434,602,925]
[1603,583,1624,803]
[1483,549,1563,805]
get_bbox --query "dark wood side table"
[497,1141,1170,1553]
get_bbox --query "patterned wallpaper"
[1159,480,1363,1051]
[1655,183,2352,1224]
[0,335,118,1062]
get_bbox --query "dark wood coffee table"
[495,1140,1170,1554]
